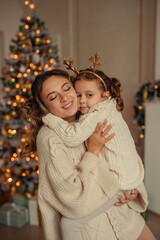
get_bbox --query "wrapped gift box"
[0,202,29,228]
[12,194,28,208]
[28,196,42,226]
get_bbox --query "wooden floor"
[0,211,159,240]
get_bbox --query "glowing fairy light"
[36,29,40,34]
[16,95,20,101]
[31,153,35,158]
[25,0,29,5]
[16,181,21,186]
[27,16,31,21]
[30,3,35,9]
[23,73,27,77]
[34,71,38,76]
[22,88,27,92]
[15,83,20,88]
[8,177,13,183]
[25,24,29,29]
[20,98,25,103]
[49,58,54,63]
[17,73,22,78]
[13,102,17,107]
[26,157,30,161]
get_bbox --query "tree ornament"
[32,53,40,63]
[4,114,11,120]
[143,87,148,100]
[48,48,53,53]
[4,86,11,92]
[19,64,26,73]
[19,25,24,31]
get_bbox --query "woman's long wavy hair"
[24,69,70,153]
[71,69,124,112]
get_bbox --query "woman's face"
[41,75,78,122]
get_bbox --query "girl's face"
[41,75,78,122]
[75,79,105,115]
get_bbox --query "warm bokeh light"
[13,153,17,157]
[8,178,13,183]
[27,16,31,21]
[25,0,29,5]
[30,3,35,9]
[16,181,21,186]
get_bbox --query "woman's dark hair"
[24,69,70,153]
[71,69,124,112]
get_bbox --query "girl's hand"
[114,189,139,206]
[87,121,115,156]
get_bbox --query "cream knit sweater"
[43,98,144,190]
[37,113,148,240]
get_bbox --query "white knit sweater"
[43,98,144,190]
[37,113,148,240]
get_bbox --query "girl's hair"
[71,69,124,112]
[24,69,70,153]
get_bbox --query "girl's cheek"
[77,100,80,109]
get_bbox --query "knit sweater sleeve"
[42,101,111,147]
[127,181,148,212]
[38,132,120,219]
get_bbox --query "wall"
[155,0,160,80]
[0,0,23,58]
[0,0,156,159]
[145,101,160,214]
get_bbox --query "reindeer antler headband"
[62,52,107,91]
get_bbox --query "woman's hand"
[114,189,139,206]
[87,121,115,156]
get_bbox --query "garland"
[133,80,160,139]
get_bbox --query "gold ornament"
[4,114,11,120]
[143,87,148,100]
[48,48,53,53]
[46,38,51,44]
[11,111,17,116]
[25,192,32,199]
[24,82,32,90]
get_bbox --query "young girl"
[42,61,156,239]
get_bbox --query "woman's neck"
[64,115,76,123]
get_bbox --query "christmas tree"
[0,0,60,198]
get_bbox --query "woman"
[27,69,148,240]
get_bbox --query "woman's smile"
[63,101,73,109]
